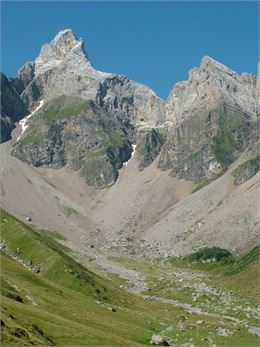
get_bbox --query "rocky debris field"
[77,248,260,346]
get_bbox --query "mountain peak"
[53,28,75,41]
[34,29,91,76]
[199,55,239,77]
[51,29,79,50]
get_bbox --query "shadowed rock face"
[0,73,28,143]
[10,62,35,95]
[2,29,259,188]
[137,129,165,169]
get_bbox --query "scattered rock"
[248,326,260,337]
[150,334,170,346]
[196,320,205,325]
[33,265,41,273]
[216,327,232,337]
[108,307,116,312]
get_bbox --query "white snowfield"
[17,100,45,141]
[124,144,136,166]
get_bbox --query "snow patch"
[124,144,136,166]
[17,100,45,141]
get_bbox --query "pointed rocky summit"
[35,29,93,76]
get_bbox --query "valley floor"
[1,210,259,346]
[75,246,260,346]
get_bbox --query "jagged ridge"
[1,29,259,188]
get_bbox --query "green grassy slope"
[0,209,204,346]
[108,247,260,343]
[0,209,149,345]
[180,246,260,303]
[1,210,259,346]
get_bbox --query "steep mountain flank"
[11,29,165,127]
[0,73,27,143]
[11,96,135,188]
[8,29,166,187]
[159,56,258,182]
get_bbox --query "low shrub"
[189,247,232,262]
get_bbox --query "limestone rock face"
[15,29,165,127]
[34,29,92,76]
[166,56,257,124]
[96,75,165,127]
[159,57,258,181]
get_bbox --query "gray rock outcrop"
[16,29,165,127]
[159,57,258,181]
[150,334,170,346]
[166,56,257,124]
[11,96,133,188]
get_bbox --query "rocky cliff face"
[166,56,257,123]
[7,29,166,187]
[2,29,259,188]
[0,73,28,143]
[11,96,134,188]
[10,62,35,95]
[13,29,165,127]
[159,56,258,181]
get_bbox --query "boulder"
[150,334,170,346]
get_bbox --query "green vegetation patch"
[20,131,44,146]
[43,96,92,122]
[62,205,79,217]
[89,148,107,158]
[192,170,224,193]
[232,155,259,186]
[170,246,260,304]
[212,112,248,168]
[109,134,125,148]
[37,229,67,241]
[225,246,260,275]
[189,247,233,262]
[192,177,211,193]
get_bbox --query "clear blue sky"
[1,1,259,99]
